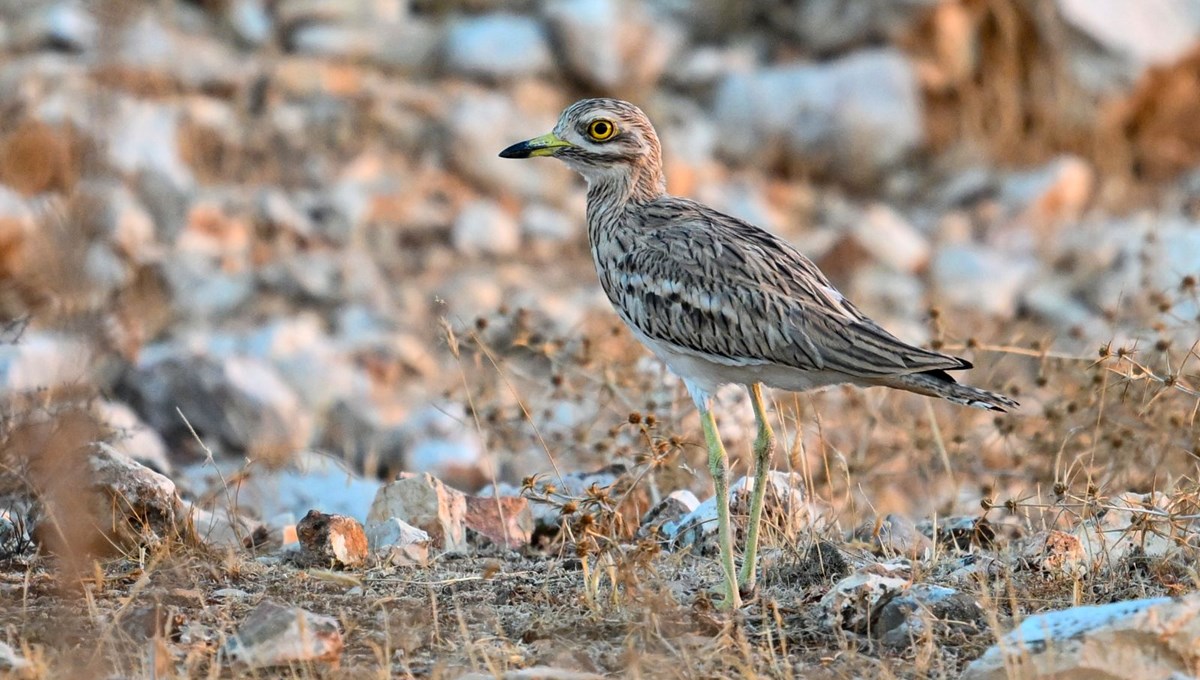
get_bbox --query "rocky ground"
[0,0,1199,677]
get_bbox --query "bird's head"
[499,98,665,197]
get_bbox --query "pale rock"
[247,320,365,413]
[638,489,700,539]
[1001,155,1094,231]
[464,495,533,549]
[83,242,131,295]
[275,0,407,28]
[320,399,406,478]
[93,400,172,475]
[820,570,910,633]
[0,332,93,395]
[76,179,158,262]
[853,513,933,559]
[259,250,344,302]
[674,471,811,550]
[399,402,493,491]
[117,12,251,93]
[714,49,923,182]
[289,22,440,72]
[452,200,521,257]
[124,348,312,458]
[458,668,604,680]
[295,510,369,568]
[444,91,575,202]
[178,451,379,524]
[89,443,184,548]
[1020,530,1087,577]
[365,517,430,566]
[1055,0,1200,93]
[1072,491,1180,569]
[664,44,758,90]
[0,514,21,558]
[520,203,576,242]
[962,594,1200,680]
[0,184,35,229]
[931,245,1035,317]
[226,0,272,47]
[211,588,251,600]
[850,204,930,273]
[367,473,468,552]
[11,0,98,51]
[134,171,190,242]
[770,0,939,55]
[544,0,680,91]
[189,503,261,549]
[847,267,928,344]
[1021,277,1107,340]
[1151,223,1200,293]
[164,253,255,321]
[0,641,32,676]
[874,583,984,648]
[223,600,343,669]
[106,98,193,192]
[936,167,997,208]
[256,189,316,239]
[942,554,1003,585]
[705,180,786,235]
[444,14,553,80]
[369,21,441,72]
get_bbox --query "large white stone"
[452,200,521,257]
[223,600,343,669]
[963,594,1200,680]
[714,49,923,181]
[444,14,553,80]
[544,0,679,91]
[367,472,468,552]
[444,91,575,202]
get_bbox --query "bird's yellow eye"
[587,119,617,141]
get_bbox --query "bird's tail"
[874,370,1018,413]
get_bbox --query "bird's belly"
[622,321,851,395]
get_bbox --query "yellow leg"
[738,383,775,590]
[700,408,742,610]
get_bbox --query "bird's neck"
[584,167,666,226]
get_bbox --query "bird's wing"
[609,198,967,378]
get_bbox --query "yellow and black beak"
[498,132,573,159]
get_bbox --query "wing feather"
[603,198,967,378]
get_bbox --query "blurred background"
[1,0,1199,536]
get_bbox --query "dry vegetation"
[0,0,1199,678]
[0,287,1198,678]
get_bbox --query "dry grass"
[4,291,1196,678]
[0,1,1198,676]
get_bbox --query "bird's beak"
[498,132,572,159]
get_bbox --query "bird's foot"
[709,580,744,611]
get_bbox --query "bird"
[499,98,1017,609]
